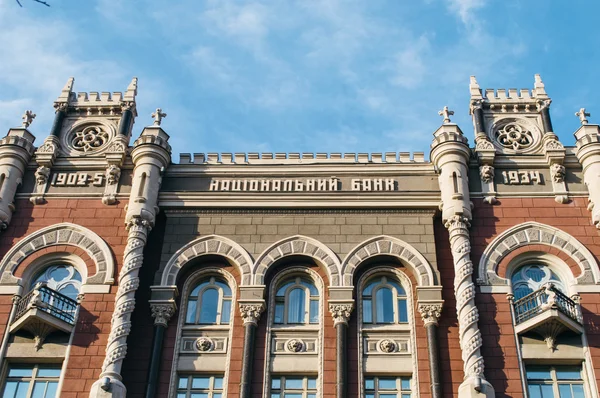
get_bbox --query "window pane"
[363,279,377,296]
[3,381,18,398]
[527,367,552,380]
[216,281,232,297]
[8,367,33,377]
[401,378,411,390]
[285,395,302,398]
[214,377,223,389]
[221,300,231,324]
[365,378,374,390]
[540,385,554,397]
[15,382,30,398]
[276,281,294,296]
[178,377,188,389]
[271,394,280,398]
[272,378,281,389]
[191,377,210,389]
[32,382,51,398]
[559,385,573,398]
[287,288,306,324]
[186,300,197,323]
[378,378,396,389]
[37,368,61,378]
[309,300,319,323]
[199,289,219,324]
[177,394,186,398]
[376,287,394,323]
[362,299,372,323]
[274,303,284,324]
[300,280,319,295]
[284,377,303,389]
[380,395,396,398]
[307,378,316,389]
[402,394,411,398]
[572,384,585,398]
[190,394,208,398]
[398,299,408,323]
[214,394,222,398]
[556,367,582,380]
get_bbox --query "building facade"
[0,75,598,398]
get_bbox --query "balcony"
[512,283,583,351]
[9,283,78,350]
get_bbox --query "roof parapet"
[470,74,549,102]
[178,152,429,165]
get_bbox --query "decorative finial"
[151,108,167,126]
[576,108,591,125]
[21,110,36,128]
[438,106,454,124]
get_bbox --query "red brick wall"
[0,199,128,398]
[468,197,600,396]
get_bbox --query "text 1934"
[501,170,543,185]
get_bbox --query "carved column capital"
[150,302,176,328]
[328,302,354,326]
[444,214,471,230]
[239,302,265,326]
[418,303,443,326]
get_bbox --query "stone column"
[431,113,494,398]
[145,303,176,398]
[418,303,443,398]
[90,121,171,398]
[573,114,600,228]
[329,302,353,398]
[239,302,265,398]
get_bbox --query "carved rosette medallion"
[286,339,304,353]
[196,337,214,352]
[491,118,542,154]
[328,302,354,326]
[239,302,265,326]
[378,339,396,353]
[71,125,110,152]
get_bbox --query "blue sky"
[1,0,599,160]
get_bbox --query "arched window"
[186,277,232,325]
[274,277,319,325]
[362,276,408,324]
[32,265,82,300]
[511,264,566,300]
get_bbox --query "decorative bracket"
[543,133,568,204]
[102,137,128,205]
[31,136,59,205]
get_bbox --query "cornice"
[164,208,438,215]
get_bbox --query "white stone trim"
[477,222,600,288]
[168,267,237,398]
[0,222,115,293]
[161,235,254,286]
[253,235,342,286]
[356,266,419,397]
[263,266,324,398]
[341,235,438,287]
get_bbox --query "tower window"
[186,277,232,325]
[274,277,319,325]
[362,276,408,324]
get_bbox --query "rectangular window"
[365,376,412,398]
[526,365,585,398]
[271,375,317,398]
[1,364,61,398]
[176,375,224,398]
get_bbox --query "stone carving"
[475,139,494,151]
[479,165,494,183]
[35,166,50,185]
[151,108,167,126]
[438,106,454,124]
[106,165,121,185]
[536,99,551,111]
[545,139,564,150]
[150,303,175,328]
[329,302,353,326]
[418,303,443,326]
[576,108,590,125]
[71,125,110,152]
[550,163,566,183]
[105,141,126,153]
[21,110,36,128]
[444,215,487,388]
[36,141,57,154]
[378,339,396,353]
[239,302,265,326]
[100,218,149,375]
[121,101,135,112]
[286,339,304,353]
[495,121,534,151]
[196,337,214,352]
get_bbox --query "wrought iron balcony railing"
[13,283,78,326]
[513,283,582,326]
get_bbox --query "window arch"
[274,277,319,325]
[511,264,566,300]
[32,264,82,301]
[362,275,408,324]
[185,276,232,325]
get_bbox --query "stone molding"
[161,235,254,286]
[239,301,265,326]
[253,235,341,286]
[328,301,354,326]
[149,302,176,328]
[477,221,600,289]
[0,222,115,294]
[341,235,438,287]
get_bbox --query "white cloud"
[446,0,486,24]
